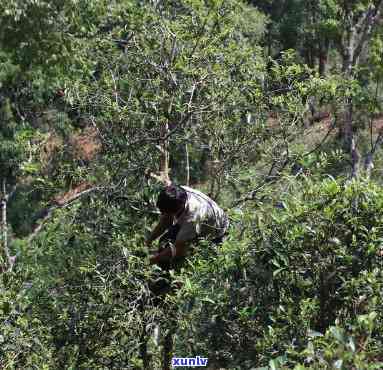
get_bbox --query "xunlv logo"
[172,356,208,367]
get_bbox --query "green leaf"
[330,326,344,343]
[201,297,215,304]
[273,268,285,277]
[307,329,323,338]
[333,359,343,369]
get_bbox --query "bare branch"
[303,116,337,158]
[28,186,104,244]
[353,1,383,64]
[230,157,290,208]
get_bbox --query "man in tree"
[146,184,229,270]
[144,185,229,370]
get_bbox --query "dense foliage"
[1,0,383,369]
[175,178,383,368]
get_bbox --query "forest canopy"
[1,0,383,369]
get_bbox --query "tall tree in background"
[253,0,383,178]
[335,1,383,177]
[252,0,336,75]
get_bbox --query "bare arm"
[149,240,187,265]
[146,214,173,245]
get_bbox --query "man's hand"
[149,240,187,266]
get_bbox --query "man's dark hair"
[157,185,187,214]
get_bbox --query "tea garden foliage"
[174,177,383,369]
[1,0,383,369]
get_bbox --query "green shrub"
[173,178,383,369]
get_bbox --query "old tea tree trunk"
[338,1,383,178]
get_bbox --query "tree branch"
[231,156,290,208]
[27,186,104,244]
[303,116,337,158]
[353,1,383,65]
